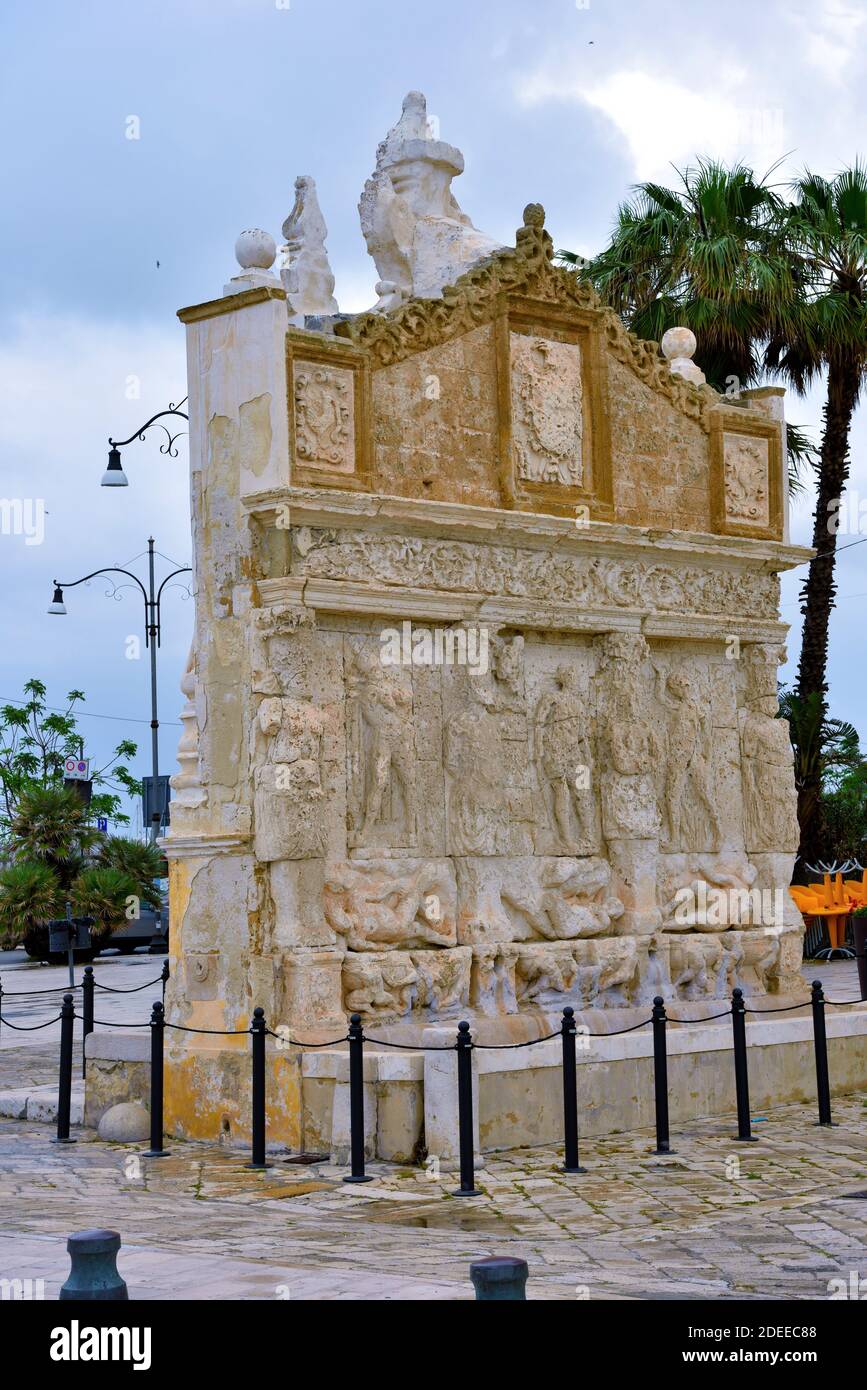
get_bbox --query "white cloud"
[516,67,788,182]
[786,0,866,81]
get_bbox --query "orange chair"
[800,872,856,957]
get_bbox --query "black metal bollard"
[561,1007,585,1173]
[53,993,77,1145]
[343,1013,373,1184]
[143,1002,169,1157]
[161,958,170,1004]
[810,981,833,1126]
[454,1021,480,1197]
[470,1256,528,1300]
[81,966,94,1080]
[731,987,757,1142]
[59,1229,128,1301]
[247,1006,269,1170]
[651,996,675,1155]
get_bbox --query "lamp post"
[47,539,191,843]
[101,398,188,487]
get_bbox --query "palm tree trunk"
[795,354,861,861]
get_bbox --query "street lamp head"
[47,584,66,615]
[101,446,128,487]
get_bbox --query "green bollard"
[59,1229,128,1300]
[470,1256,528,1300]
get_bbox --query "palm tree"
[72,866,141,947]
[0,789,163,954]
[0,863,63,950]
[561,159,795,391]
[765,167,867,857]
[565,159,867,862]
[778,688,862,875]
[7,784,99,884]
[95,836,162,911]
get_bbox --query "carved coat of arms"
[510,334,584,487]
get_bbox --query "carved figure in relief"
[410,949,471,1012]
[252,696,326,860]
[502,858,623,940]
[491,633,525,709]
[659,854,758,930]
[347,650,415,846]
[655,667,723,852]
[343,955,417,1020]
[534,665,594,852]
[595,632,660,840]
[511,334,583,487]
[515,946,577,1004]
[294,365,353,471]
[443,676,504,855]
[739,646,799,853]
[324,860,455,951]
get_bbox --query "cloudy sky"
[1,0,865,828]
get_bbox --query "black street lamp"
[101,398,189,487]
[47,538,192,842]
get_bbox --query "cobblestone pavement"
[1,1095,866,1300]
[1,954,864,1300]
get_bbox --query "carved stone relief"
[739,645,800,853]
[292,528,781,620]
[653,665,723,853]
[294,361,355,473]
[324,858,456,950]
[510,333,583,487]
[724,431,769,526]
[346,646,416,848]
[533,664,595,853]
[243,595,801,1024]
[252,695,327,861]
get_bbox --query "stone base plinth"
[84,1004,867,1163]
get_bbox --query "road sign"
[96,816,108,832]
[63,756,90,781]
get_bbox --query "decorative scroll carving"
[511,333,583,486]
[293,362,354,473]
[292,529,781,620]
[724,431,770,525]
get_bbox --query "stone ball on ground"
[97,1102,150,1143]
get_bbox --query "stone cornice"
[243,485,814,574]
[177,285,286,325]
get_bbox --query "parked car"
[106,903,166,954]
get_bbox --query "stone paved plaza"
[1,952,865,1300]
[1,1094,866,1300]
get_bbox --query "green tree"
[0,787,160,951]
[0,678,140,829]
[778,689,864,872]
